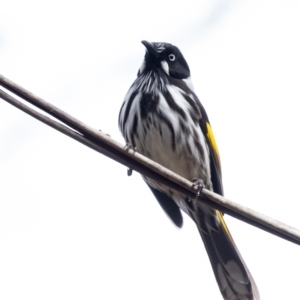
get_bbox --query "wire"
[1,74,300,246]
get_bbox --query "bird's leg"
[124,143,137,176]
[192,178,205,198]
[124,142,137,152]
[191,178,205,212]
[192,179,220,232]
[124,142,132,151]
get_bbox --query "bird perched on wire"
[118,41,259,300]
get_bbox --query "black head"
[138,41,190,79]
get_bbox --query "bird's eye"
[168,54,175,61]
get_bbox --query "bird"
[118,41,259,300]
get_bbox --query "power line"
[1,73,300,246]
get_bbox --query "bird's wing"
[194,94,224,196]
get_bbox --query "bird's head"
[138,41,190,79]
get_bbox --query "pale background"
[1,1,300,299]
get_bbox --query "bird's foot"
[124,143,131,151]
[192,178,205,198]
[124,143,137,152]
[124,143,137,176]
[191,178,205,212]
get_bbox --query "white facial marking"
[160,61,169,75]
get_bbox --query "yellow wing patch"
[217,211,234,241]
[206,122,220,162]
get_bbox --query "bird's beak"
[141,40,158,59]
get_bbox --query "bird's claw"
[124,143,137,152]
[191,179,205,212]
[125,143,136,176]
[124,143,132,150]
[192,178,205,198]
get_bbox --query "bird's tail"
[197,211,259,300]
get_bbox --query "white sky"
[1,1,300,299]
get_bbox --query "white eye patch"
[160,61,169,75]
[168,54,175,61]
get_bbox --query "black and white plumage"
[118,41,259,300]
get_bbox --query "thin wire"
[1,74,300,246]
